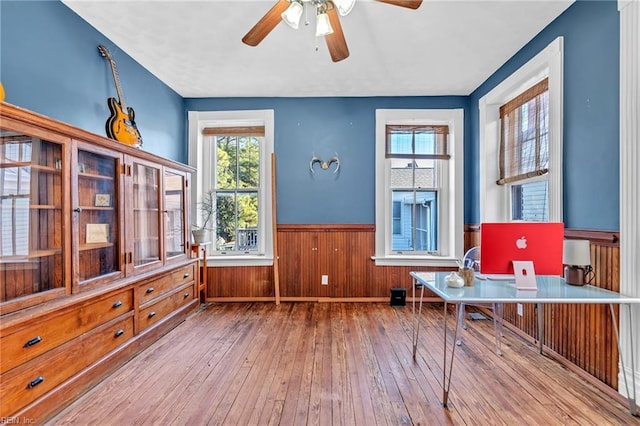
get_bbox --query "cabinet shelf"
[30,204,61,210]
[0,248,62,262]
[0,162,62,174]
[78,172,115,181]
[32,164,61,173]
[79,242,115,251]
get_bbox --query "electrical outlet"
[517,303,523,316]
[321,275,329,285]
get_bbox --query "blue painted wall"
[468,0,620,230]
[185,97,470,224]
[0,1,185,162]
[1,1,620,230]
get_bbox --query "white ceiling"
[62,0,574,98]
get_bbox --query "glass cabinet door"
[130,160,162,272]
[163,169,187,262]
[75,148,122,287]
[1,131,67,310]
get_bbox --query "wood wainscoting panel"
[463,226,621,390]
[464,224,481,251]
[277,225,448,300]
[205,266,273,299]
[205,225,446,302]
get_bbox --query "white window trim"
[374,109,464,267]
[479,37,564,223]
[187,110,274,267]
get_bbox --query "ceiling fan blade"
[325,6,349,62]
[242,0,290,46]
[375,0,423,9]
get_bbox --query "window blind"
[202,126,265,136]
[385,125,450,159]
[498,78,549,185]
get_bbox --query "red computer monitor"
[480,222,564,275]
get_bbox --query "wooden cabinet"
[163,168,189,265]
[73,143,124,289]
[0,288,133,374]
[0,102,198,421]
[0,301,134,417]
[0,122,72,310]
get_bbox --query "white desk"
[410,271,640,416]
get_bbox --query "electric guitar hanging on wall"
[98,45,142,148]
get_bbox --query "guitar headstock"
[97,45,112,60]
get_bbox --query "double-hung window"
[479,37,563,224]
[204,126,262,253]
[375,109,464,266]
[499,78,549,221]
[188,110,274,266]
[386,124,449,253]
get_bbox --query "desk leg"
[537,302,544,355]
[412,279,424,360]
[610,304,638,416]
[493,302,504,356]
[442,302,460,407]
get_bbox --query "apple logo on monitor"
[516,236,527,249]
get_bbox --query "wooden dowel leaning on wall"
[271,153,280,305]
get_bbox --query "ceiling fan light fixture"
[315,9,334,36]
[281,0,304,29]
[334,0,356,16]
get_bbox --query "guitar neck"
[107,58,128,111]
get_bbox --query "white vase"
[445,272,465,288]
[192,229,208,244]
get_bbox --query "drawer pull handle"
[112,300,123,308]
[114,329,125,338]
[24,336,42,348]
[184,292,190,298]
[148,311,156,318]
[183,273,190,278]
[146,287,155,294]
[27,376,44,389]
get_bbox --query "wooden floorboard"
[49,302,638,426]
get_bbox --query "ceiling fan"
[242,0,423,63]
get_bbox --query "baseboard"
[205,296,441,304]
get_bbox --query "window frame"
[374,109,464,267]
[188,110,274,266]
[508,176,550,222]
[479,37,563,223]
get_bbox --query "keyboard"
[474,273,515,281]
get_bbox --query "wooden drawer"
[137,263,196,305]
[138,283,195,332]
[0,289,133,374]
[0,314,134,417]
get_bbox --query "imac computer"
[479,222,564,278]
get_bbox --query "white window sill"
[205,256,274,267]
[372,255,459,267]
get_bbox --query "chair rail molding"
[618,0,640,402]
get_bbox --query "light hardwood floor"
[50,302,637,425]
